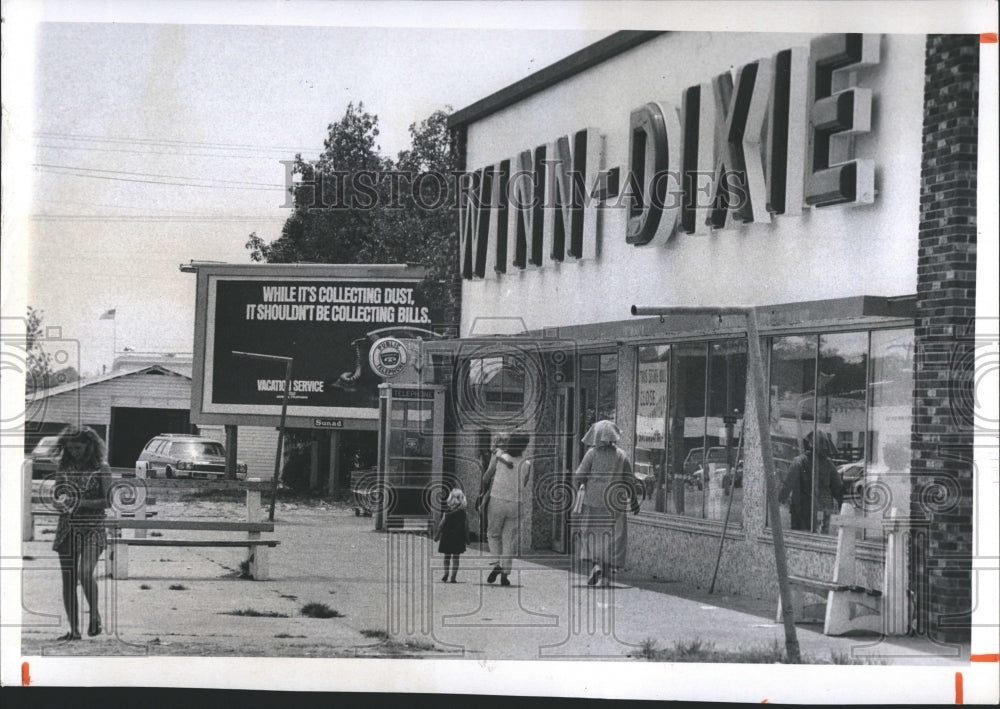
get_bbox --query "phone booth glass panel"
[376,384,445,530]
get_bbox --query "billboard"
[190,264,446,427]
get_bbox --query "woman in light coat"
[573,420,639,586]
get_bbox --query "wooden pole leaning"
[232,350,294,523]
[631,305,801,664]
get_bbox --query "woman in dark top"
[51,426,111,640]
[435,488,468,583]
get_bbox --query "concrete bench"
[777,503,908,636]
[106,519,279,580]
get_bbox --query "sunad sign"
[460,33,881,279]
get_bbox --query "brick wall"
[913,34,979,644]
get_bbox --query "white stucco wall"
[460,32,924,335]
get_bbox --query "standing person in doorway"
[475,433,508,544]
[51,426,111,640]
[779,431,844,532]
[483,432,532,587]
[574,420,640,586]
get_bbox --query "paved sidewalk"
[19,500,969,664]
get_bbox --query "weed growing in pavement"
[630,638,890,664]
[238,560,252,578]
[150,532,163,537]
[830,650,889,665]
[139,584,152,590]
[638,638,659,660]
[301,602,343,618]
[360,629,388,640]
[168,584,188,591]
[23,556,35,561]
[40,529,54,534]
[220,609,290,618]
[274,633,308,639]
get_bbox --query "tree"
[246,103,460,326]
[25,306,53,395]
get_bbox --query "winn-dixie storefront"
[439,32,978,643]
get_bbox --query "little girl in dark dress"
[435,488,468,583]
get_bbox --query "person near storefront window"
[573,420,640,586]
[779,431,844,532]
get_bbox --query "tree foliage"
[247,103,460,326]
[25,306,53,395]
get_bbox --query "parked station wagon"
[135,434,247,480]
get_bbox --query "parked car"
[28,435,61,477]
[683,447,739,490]
[135,434,247,480]
[838,460,866,496]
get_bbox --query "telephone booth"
[375,383,446,531]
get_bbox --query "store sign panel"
[461,33,881,279]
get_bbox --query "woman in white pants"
[483,432,532,586]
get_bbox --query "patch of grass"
[830,650,890,665]
[139,584,152,590]
[274,633,307,639]
[158,558,174,562]
[41,529,54,534]
[630,638,890,665]
[300,602,343,618]
[279,594,298,600]
[150,532,163,538]
[400,638,435,651]
[181,488,247,502]
[238,559,252,579]
[220,608,289,618]
[23,555,36,561]
[360,629,388,640]
[638,637,659,660]
[168,584,188,591]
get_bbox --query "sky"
[10,9,609,376]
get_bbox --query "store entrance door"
[551,386,575,553]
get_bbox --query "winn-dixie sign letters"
[460,34,880,280]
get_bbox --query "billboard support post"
[233,350,293,522]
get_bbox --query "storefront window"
[579,353,618,460]
[864,329,914,520]
[768,328,914,536]
[705,340,747,524]
[632,339,746,521]
[634,345,670,513]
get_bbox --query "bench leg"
[824,589,882,635]
[777,585,826,625]
[248,546,270,581]
[111,542,129,580]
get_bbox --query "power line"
[34,130,316,154]
[33,163,286,188]
[30,214,286,222]
[33,166,285,190]
[36,143,303,160]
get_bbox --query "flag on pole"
[99,309,116,320]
